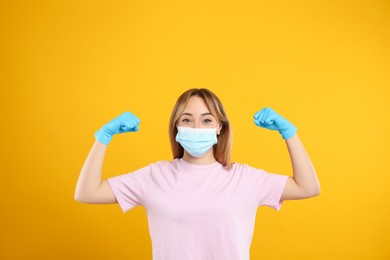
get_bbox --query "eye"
[181,118,192,123]
[203,118,213,124]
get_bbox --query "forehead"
[182,96,211,114]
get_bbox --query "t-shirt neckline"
[177,158,220,170]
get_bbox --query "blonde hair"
[168,88,233,170]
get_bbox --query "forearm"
[286,134,320,196]
[74,140,107,201]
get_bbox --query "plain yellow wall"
[1,0,389,259]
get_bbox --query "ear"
[217,124,222,135]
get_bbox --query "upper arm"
[77,180,118,204]
[281,177,316,201]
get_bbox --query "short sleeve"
[107,165,151,213]
[249,166,289,211]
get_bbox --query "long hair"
[168,88,233,170]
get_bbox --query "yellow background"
[1,0,389,259]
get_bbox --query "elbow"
[74,195,92,203]
[314,182,321,196]
[309,190,320,198]
[302,176,321,198]
[74,184,92,203]
[74,193,84,202]
[297,181,320,199]
[74,187,82,202]
[74,191,89,203]
[74,191,99,204]
[306,185,321,198]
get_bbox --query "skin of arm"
[281,134,321,200]
[74,140,117,204]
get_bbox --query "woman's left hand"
[253,107,297,140]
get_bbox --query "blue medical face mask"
[175,126,218,158]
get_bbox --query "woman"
[75,88,320,260]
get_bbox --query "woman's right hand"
[94,112,141,145]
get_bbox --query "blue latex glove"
[94,112,140,145]
[253,107,297,140]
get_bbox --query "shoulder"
[144,159,179,172]
[230,162,270,179]
[232,162,263,172]
[148,159,175,168]
[126,160,172,174]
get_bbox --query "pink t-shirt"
[107,158,288,260]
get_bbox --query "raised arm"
[253,107,320,200]
[282,134,320,200]
[74,140,116,203]
[74,112,141,204]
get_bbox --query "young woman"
[75,88,320,260]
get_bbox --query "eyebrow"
[181,112,213,116]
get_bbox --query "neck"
[182,149,217,165]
